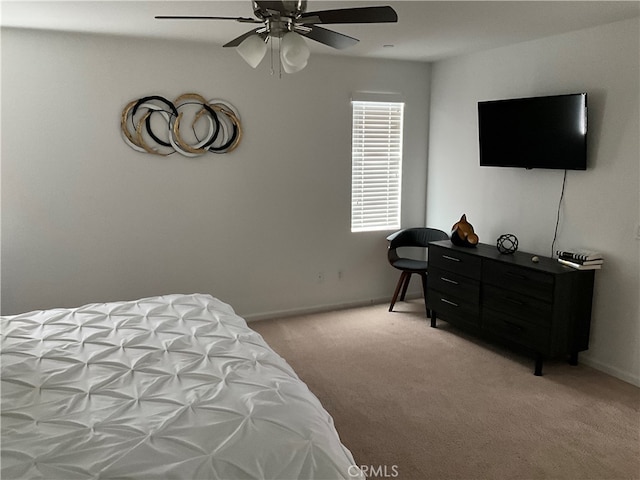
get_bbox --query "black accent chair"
[386,227,449,317]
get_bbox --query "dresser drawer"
[482,308,551,352]
[482,260,554,301]
[429,266,480,305]
[483,285,552,326]
[427,290,480,329]
[429,245,482,280]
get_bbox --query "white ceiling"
[2,1,639,62]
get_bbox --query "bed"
[1,293,363,479]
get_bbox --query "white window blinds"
[351,100,404,232]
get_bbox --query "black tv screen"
[478,93,587,170]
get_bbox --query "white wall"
[1,28,430,318]
[427,18,640,385]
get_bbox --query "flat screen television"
[478,93,587,170]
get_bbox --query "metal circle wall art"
[121,93,242,157]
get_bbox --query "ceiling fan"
[156,1,398,73]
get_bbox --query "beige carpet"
[250,299,640,480]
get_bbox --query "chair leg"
[420,273,430,318]
[399,272,412,301]
[389,272,409,312]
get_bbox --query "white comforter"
[1,293,362,479]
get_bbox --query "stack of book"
[556,250,604,270]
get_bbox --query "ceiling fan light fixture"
[280,56,308,73]
[280,31,310,72]
[236,33,268,68]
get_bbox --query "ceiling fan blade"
[298,6,398,25]
[223,29,264,48]
[298,26,359,50]
[155,15,261,24]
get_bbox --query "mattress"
[1,293,363,479]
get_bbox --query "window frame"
[350,96,405,233]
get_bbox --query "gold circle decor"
[121,94,242,157]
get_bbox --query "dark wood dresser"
[426,240,595,375]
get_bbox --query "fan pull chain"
[278,36,283,79]
[269,35,274,76]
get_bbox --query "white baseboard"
[243,295,400,323]
[580,355,640,387]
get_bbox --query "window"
[351,99,404,232]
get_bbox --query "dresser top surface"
[429,240,590,275]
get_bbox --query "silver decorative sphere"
[497,234,518,254]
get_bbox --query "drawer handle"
[440,298,459,307]
[442,255,461,262]
[441,277,459,285]
[505,297,524,306]
[503,320,525,332]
